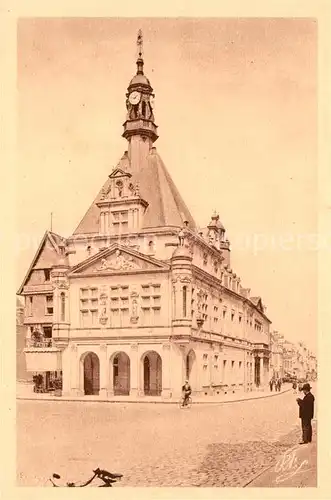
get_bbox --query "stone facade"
[273,338,317,382]
[18,32,271,398]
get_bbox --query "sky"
[17,18,317,352]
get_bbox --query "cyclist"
[181,379,192,406]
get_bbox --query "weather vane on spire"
[137,29,143,59]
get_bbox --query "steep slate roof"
[17,230,65,294]
[73,148,196,235]
[135,148,196,229]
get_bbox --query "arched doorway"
[186,350,197,390]
[83,352,100,395]
[112,352,130,395]
[142,351,162,396]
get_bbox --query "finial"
[136,29,144,75]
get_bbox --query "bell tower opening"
[122,30,158,174]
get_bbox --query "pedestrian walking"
[296,383,315,444]
[269,379,273,392]
[292,380,297,394]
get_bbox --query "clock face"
[129,91,141,105]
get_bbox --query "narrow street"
[17,389,311,487]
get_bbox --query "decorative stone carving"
[133,183,140,197]
[52,277,69,289]
[203,252,208,266]
[178,227,186,247]
[99,292,108,306]
[70,344,78,352]
[100,343,107,352]
[162,343,171,351]
[130,298,139,324]
[179,275,191,284]
[115,179,123,197]
[94,250,140,272]
[196,289,204,313]
[99,305,108,325]
[122,235,140,251]
[131,343,138,351]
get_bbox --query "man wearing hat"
[296,383,315,444]
[181,379,192,406]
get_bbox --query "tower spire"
[136,29,144,75]
[123,31,158,146]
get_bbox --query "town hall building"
[18,32,271,399]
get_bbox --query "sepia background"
[17,17,317,351]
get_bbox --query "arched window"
[183,286,187,318]
[60,292,65,322]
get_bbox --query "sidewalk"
[17,384,291,404]
[246,428,317,487]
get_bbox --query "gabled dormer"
[96,167,148,235]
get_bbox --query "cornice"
[67,227,180,242]
[192,265,271,323]
[70,268,169,279]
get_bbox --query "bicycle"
[49,468,123,487]
[179,395,192,409]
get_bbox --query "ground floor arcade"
[40,341,271,398]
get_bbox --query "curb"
[17,388,291,405]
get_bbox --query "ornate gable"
[69,245,169,276]
[17,231,66,294]
[98,169,132,202]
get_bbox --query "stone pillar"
[172,279,181,319]
[130,344,139,397]
[99,344,108,398]
[161,343,172,398]
[264,357,269,386]
[259,355,264,388]
[170,345,186,399]
[61,344,74,396]
[128,209,133,231]
[69,344,81,396]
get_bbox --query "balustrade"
[26,338,54,348]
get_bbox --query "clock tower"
[123,30,158,173]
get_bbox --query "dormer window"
[44,269,50,282]
[112,210,128,234]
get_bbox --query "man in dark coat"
[296,383,315,444]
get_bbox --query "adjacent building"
[269,331,285,379]
[18,32,272,399]
[276,339,317,381]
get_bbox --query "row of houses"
[269,331,317,381]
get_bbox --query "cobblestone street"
[17,390,313,487]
